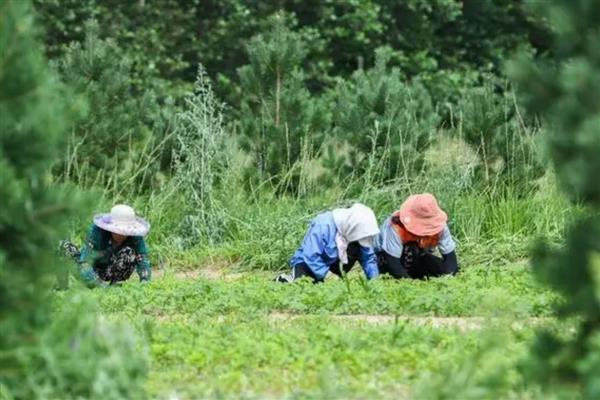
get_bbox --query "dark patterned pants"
[60,240,138,283]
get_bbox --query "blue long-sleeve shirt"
[78,224,151,285]
[289,212,379,280]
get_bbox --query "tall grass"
[59,78,578,273]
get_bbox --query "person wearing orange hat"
[374,193,459,279]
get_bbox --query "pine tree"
[0,2,147,398]
[456,83,544,187]
[509,0,600,397]
[236,14,330,191]
[0,0,82,352]
[326,47,439,182]
[57,19,166,194]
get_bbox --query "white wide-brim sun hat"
[93,204,150,237]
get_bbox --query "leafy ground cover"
[55,261,563,399]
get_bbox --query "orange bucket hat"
[397,193,447,236]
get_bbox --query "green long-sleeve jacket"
[79,224,151,286]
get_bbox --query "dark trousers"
[60,240,138,284]
[378,244,458,280]
[93,247,138,283]
[293,242,362,282]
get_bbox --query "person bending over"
[375,193,458,279]
[61,204,151,287]
[276,203,380,283]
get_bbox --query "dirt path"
[268,312,485,330]
[152,264,246,281]
[268,312,547,331]
[149,310,545,331]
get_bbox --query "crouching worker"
[60,204,151,287]
[375,193,458,279]
[275,203,380,283]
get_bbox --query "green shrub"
[57,20,171,196]
[454,83,545,186]
[326,47,440,182]
[236,15,330,191]
[171,67,229,247]
[509,0,600,396]
[20,294,148,399]
[0,2,147,398]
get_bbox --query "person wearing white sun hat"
[60,204,151,287]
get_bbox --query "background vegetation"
[1,0,598,398]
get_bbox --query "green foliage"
[454,83,544,185]
[18,1,591,397]
[0,2,147,398]
[32,0,99,58]
[20,294,148,399]
[236,16,330,189]
[34,0,197,97]
[57,20,170,195]
[171,67,228,247]
[508,0,600,396]
[509,6,600,204]
[413,326,535,400]
[33,0,552,105]
[0,0,82,348]
[162,172,577,273]
[87,266,557,319]
[327,47,439,181]
[53,266,560,399]
[146,315,474,399]
[525,216,600,397]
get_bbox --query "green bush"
[326,47,440,182]
[509,0,600,396]
[236,15,330,191]
[57,20,171,195]
[171,67,229,247]
[0,2,147,398]
[19,294,148,399]
[454,83,545,186]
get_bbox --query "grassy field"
[53,147,579,399]
[49,169,580,399]
[56,257,563,399]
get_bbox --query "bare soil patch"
[269,312,484,330]
[268,312,547,331]
[152,263,245,281]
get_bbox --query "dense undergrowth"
[3,1,598,399]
